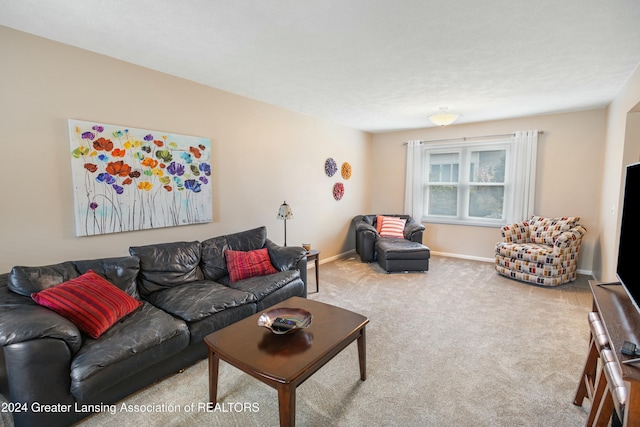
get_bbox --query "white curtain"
[510,130,538,223]
[404,140,423,219]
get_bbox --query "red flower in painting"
[154,140,164,147]
[93,137,114,151]
[84,163,98,173]
[106,161,132,177]
[111,148,126,157]
[122,178,133,185]
[189,146,202,158]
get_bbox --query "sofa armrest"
[265,240,307,296]
[0,274,82,353]
[500,222,530,243]
[0,304,82,353]
[554,225,587,250]
[265,239,306,271]
[4,338,77,427]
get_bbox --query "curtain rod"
[403,130,544,145]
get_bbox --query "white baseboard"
[307,249,355,268]
[309,249,595,278]
[431,251,495,263]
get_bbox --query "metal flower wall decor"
[325,157,352,201]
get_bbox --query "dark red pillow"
[225,248,278,283]
[31,270,142,339]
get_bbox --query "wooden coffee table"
[204,296,368,427]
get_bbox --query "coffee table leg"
[357,326,367,381]
[277,384,296,427]
[209,349,220,404]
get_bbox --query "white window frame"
[422,139,512,227]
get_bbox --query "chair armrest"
[500,222,530,243]
[554,225,587,250]
[404,217,425,243]
[353,216,378,262]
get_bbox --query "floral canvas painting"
[69,119,212,236]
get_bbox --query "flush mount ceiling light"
[428,107,460,126]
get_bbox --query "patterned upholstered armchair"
[495,216,587,287]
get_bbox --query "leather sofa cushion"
[376,237,430,260]
[8,262,79,296]
[200,235,230,282]
[229,270,300,301]
[129,241,204,296]
[188,303,257,343]
[145,281,256,322]
[226,226,267,251]
[70,301,189,402]
[73,256,141,298]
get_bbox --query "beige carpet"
[57,255,593,426]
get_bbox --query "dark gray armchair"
[352,215,425,263]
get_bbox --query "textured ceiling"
[1,0,640,132]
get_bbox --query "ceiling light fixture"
[429,107,460,126]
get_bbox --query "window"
[422,140,511,227]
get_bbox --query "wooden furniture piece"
[585,280,640,426]
[306,249,320,293]
[204,296,368,427]
[574,311,610,423]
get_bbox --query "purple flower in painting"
[96,173,116,184]
[112,184,124,194]
[89,202,98,210]
[199,163,211,176]
[91,125,104,132]
[184,179,201,193]
[199,176,208,184]
[144,134,154,141]
[82,132,95,140]
[167,161,185,176]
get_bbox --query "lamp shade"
[429,107,460,126]
[277,201,293,220]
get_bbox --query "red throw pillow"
[225,248,279,283]
[31,270,142,339]
[380,216,406,238]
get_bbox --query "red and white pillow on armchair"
[376,215,406,239]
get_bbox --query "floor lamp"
[277,201,293,246]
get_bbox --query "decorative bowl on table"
[257,308,312,335]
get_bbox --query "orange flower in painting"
[84,163,98,173]
[141,158,159,168]
[106,161,132,177]
[153,140,164,147]
[93,137,113,151]
[122,178,133,185]
[163,185,173,192]
[111,148,126,157]
[189,146,202,158]
[138,182,153,191]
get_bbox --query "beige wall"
[0,27,372,273]
[595,64,640,281]
[371,109,606,273]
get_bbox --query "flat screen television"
[617,162,640,313]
